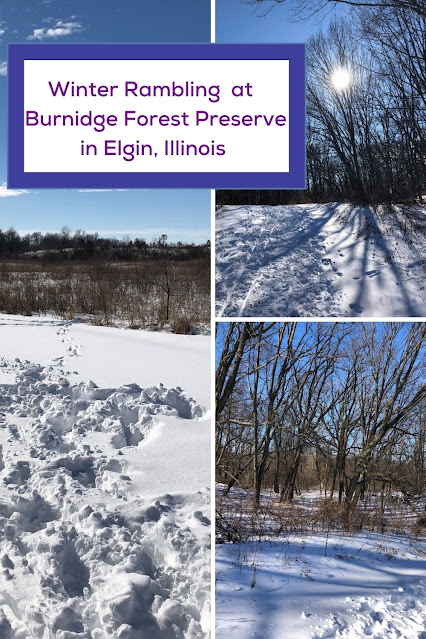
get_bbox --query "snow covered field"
[215,203,426,317]
[0,314,211,638]
[216,488,426,639]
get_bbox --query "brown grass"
[0,258,210,331]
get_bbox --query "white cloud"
[0,183,28,197]
[0,61,7,77]
[28,20,82,40]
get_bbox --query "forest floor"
[216,485,426,639]
[0,313,211,638]
[215,203,426,318]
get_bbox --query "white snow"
[0,314,211,638]
[216,488,426,639]
[215,203,426,317]
[216,488,426,638]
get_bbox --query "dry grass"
[216,485,426,543]
[0,258,210,331]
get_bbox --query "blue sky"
[0,0,210,47]
[216,0,349,43]
[0,0,211,241]
[0,189,211,243]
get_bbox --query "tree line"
[216,322,426,518]
[0,226,210,262]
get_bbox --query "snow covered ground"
[216,533,426,638]
[216,488,426,639]
[215,203,426,317]
[0,314,211,638]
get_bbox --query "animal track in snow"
[55,324,82,364]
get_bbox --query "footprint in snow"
[349,303,363,314]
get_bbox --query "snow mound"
[0,358,210,638]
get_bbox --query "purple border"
[9,43,305,189]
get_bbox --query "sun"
[331,67,351,91]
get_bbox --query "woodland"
[216,322,426,528]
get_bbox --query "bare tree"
[216,322,275,422]
[343,323,426,512]
[145,256,185,323]
[240,0,425,204]
[361,8,426,200]
[247,323,298,506]
[216,322,426,514]
[278,323,348,501]
[306,20,381,202]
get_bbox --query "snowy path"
[0,315,211,638]
[215,203,426,317]
[216,534,426,639]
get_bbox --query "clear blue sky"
[0,0,210,241]
[216,0,349,43]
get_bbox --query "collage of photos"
[0,0,424,638]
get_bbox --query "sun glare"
[331,67,351,91]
